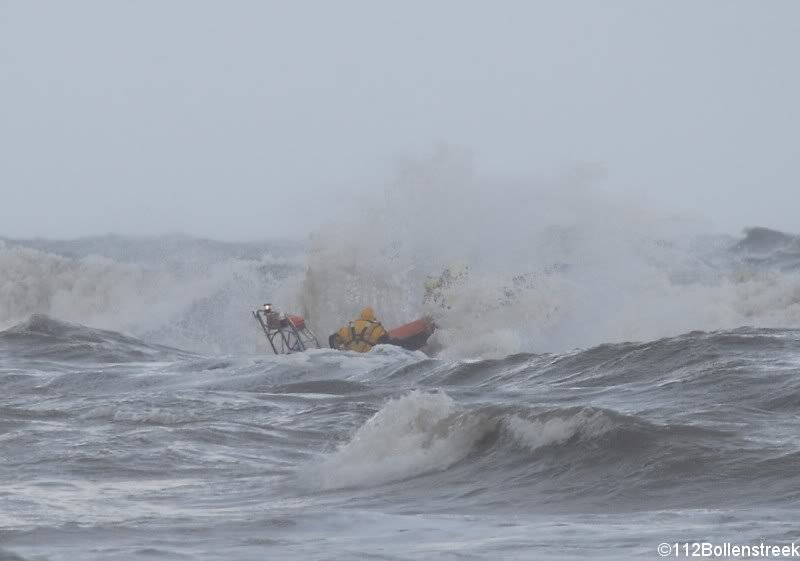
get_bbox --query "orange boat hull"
[387,318,435,351]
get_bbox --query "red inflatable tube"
[387,318,435,351]
[286,315,306,330]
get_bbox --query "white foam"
[0,243,294,354]
[504,409,614,451]
[310,390,492,490]
[291,150,800,357]
[5,152,800,359]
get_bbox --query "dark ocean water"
[3,228,800,560]
[2,315,800,560]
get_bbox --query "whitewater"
[4,164,800,559]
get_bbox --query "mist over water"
[3,153,800,357]
[4,155,800,559]
[284,151,800,357]
[4,0,800,554]
[0,237,302,354]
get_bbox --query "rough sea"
[3,225,800,560]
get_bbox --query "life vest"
[332,318,387,352]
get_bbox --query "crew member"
[329,307,388,352]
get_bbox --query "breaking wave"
[0,239,302,354]
[304,388,749,500]
[291,151,800,357]
[0,314,192,362]
[3,155,800,358]
[309,391,489,489]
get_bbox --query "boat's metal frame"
[252,304,320,355]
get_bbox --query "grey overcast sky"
[1,1,798,240]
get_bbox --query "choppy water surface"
[3,315,800,560]
[4,228,800,559]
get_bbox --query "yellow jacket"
[331,307,388,352]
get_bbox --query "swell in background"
[3,150,800,356]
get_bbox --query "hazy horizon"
[2,1,799,241]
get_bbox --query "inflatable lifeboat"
[253,304,435,355]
